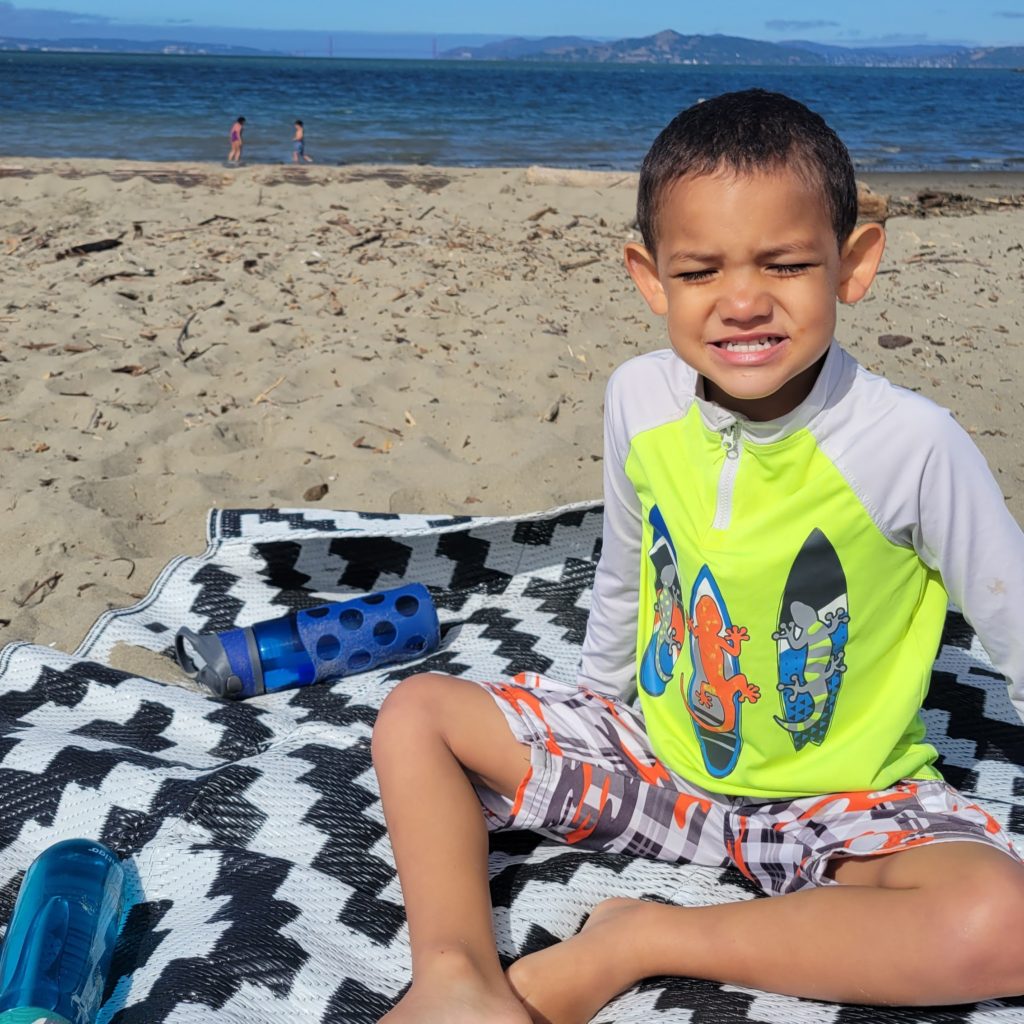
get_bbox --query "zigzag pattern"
[0,504,1020,1024]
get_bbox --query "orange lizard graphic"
[686,594,760,732]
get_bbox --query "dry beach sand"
[1,157,1023,661]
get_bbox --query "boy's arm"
[577,372,643,701]
[911,412,1024,724]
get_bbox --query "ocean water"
[1,52,1022,171]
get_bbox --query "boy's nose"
[717,279,772,324]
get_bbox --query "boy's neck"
[701,354,828,423]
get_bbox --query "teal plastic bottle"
[0,839,124,1024]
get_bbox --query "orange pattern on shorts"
[786,781,921,825]
[590,691,672,787]
[725,814,754,880]
[963,801,1003,835]
[842,828,936,854]
[673,791,713,829]
[566,763,613,845]
[509,766,533,819]
[491,682,563,756]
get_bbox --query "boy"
[371,90,1024,1023]
[293,119,313,163]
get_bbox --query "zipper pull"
[720,421,741,459]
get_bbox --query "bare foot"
[507,897,654,1024]
[381,949,532,1024]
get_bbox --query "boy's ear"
[837,222,886,305]
[624,242,668,316]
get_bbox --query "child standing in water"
[372,89,1024,1023]
[292,120,313,163]
[228,116,245,163]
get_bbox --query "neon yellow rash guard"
[578,342,1024,799]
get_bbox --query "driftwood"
[855,181,889,224]
[525,165,634,189]
[888,189,1024,217]
[55,235,124,261]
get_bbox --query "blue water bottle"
[175,582,440,699]
[0,839,124,1024]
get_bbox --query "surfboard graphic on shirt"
[773,528,850,750]
[685,565,760,778]
[639,505,686,697]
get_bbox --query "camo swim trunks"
[471,673,1022,895]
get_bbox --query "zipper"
[712,421,742,530]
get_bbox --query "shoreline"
[2,158,1023,656]
[4,156,1024,193]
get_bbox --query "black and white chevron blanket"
[1,504,1021,1024]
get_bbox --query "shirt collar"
[694,340,851,443]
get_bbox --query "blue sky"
[2,0,1023,49]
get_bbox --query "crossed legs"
[372,672,1024,1023]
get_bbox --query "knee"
[371,673,452,760]
[943,859,1024,997]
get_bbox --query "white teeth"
[722,338,778,352]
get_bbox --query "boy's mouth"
[712,335,786,353]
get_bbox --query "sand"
[1,157,1022,654]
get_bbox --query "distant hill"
[441,28,1024,68]
[0,36,279,56]
[440,35,597,60]
[781,40,966,61]
[443,29,823,65]
[959,45,1024,68]
[782,39,1024,67]
[2,28,1021,67]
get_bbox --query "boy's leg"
[509,840,1024,1022]
[371,672,535,1024]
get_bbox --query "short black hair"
[295,119,303,126]
[238,116,246,123]
[637,89,857,254]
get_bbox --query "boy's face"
[625,166,884,421]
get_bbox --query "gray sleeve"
[576,352,695,701]
[910,412,1024,725]
[576,367,643,700]
[824,373,1024,725]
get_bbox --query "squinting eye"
[676,269,715,282]
[770,263,812,275]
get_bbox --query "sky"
[2,0,1023,51]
